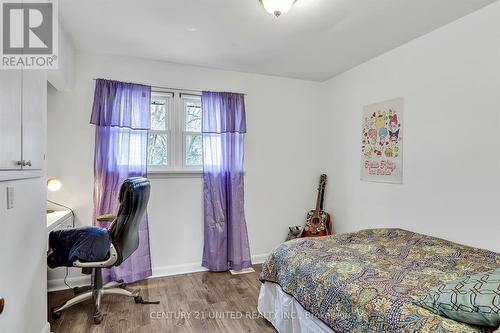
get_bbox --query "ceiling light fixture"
[260,0,297,17]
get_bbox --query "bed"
[258,228,500,333]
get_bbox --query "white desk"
[46,202,75,288]
[46,202,74,248]
[47,209,73,232]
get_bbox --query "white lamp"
[260,0,297,17]
[47,178,62,192]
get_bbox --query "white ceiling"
[60,0,496,81]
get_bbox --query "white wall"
[48,25,75,92]
[47,54,323,286]
[320,2,500,252]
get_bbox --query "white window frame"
[148,90,202,176]
[181,94,203,170]
[147,92,174,172]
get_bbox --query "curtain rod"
[92,78,247,96]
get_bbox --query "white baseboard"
[48,274,91,292]
[151,262,208,278]
[151,253,269,278]
[48,253,269,292]
[251,253,269,264]
[41,322,51,333]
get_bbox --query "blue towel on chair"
[47,227,112,268]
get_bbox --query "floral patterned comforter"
[260,228,500,333]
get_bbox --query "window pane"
[148,133,168,166]
[151,96,169,130]
[184,98,201,132]
[117,129,146,167]
[185,135,202,166]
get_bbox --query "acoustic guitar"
[302,174,332,238]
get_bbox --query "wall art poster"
[361,97,404,183]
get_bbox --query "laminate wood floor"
[48,265,276,333]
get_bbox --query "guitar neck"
[315,186,323,211]
[318,179,327,211]
[319,185,325,211]
[313,175,328,212]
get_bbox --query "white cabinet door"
[0,70,22,170]
[21,70,46,170]
[0,178,47,333]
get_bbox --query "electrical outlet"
[6,187,14,209]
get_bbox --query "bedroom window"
[148,91,202,173]
[183,95,202,166]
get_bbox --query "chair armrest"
[72,244,118,268]
[96,214,117,222]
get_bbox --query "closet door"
[21,70,46,170]
[0,70,22,170]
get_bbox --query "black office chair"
[52,177,154,324]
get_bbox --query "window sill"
[148,170,203,179]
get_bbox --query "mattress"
[258,281,333,333]
[259,228,500,333]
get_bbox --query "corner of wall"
[48,24,76,92]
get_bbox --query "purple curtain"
[90,79,152,283]
[201,92,252,272]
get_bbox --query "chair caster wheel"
[93,313,103,324]
[52,311,62,320]
[134,295,143,304]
